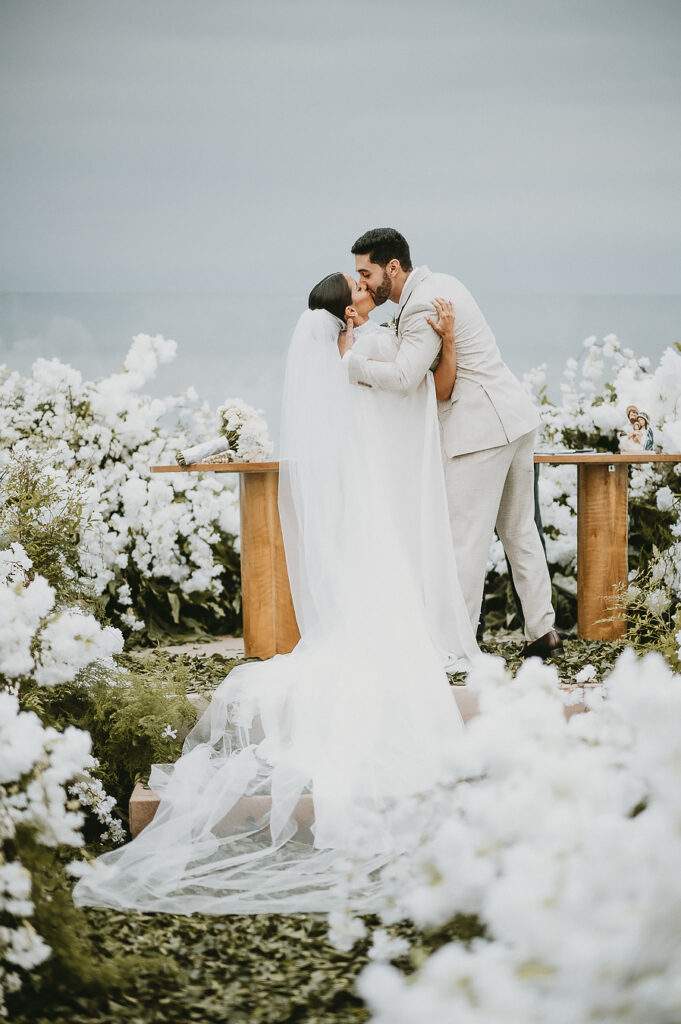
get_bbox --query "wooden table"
[153,453,681,654]
[152,461,300,659]
[535,453,681,640]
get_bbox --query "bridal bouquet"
[175,398,273,466]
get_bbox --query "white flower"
[120,609,145,632]
[367,928,410,962]
[645,587,671,616]
[327,910,368,952]
[343,648,681,1023]
[0,574,55,679]
[34,610,124,687]
[217,398,273,462]
[161,724,178,740]
[3,923,52,970]
[0,692,47,783]
[575,664,597,683]
[68,772,125,844]
[656,486,676,513]
[0,684,105,1003]
[0,542,32,585]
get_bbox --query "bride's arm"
[429,299,457,401]
[338,320,354,357]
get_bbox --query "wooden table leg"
[239,470,300,659]
[577,463,628,640]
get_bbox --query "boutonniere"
[380,315,398,334]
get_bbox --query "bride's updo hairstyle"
[308,272,351,323]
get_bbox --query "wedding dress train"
[72,309,479,915]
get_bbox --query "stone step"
[129,686,588,837]
[129,781,316,838]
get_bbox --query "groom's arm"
[342,303,441,393]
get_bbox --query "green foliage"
[8,828,174,1022]
[23,654,211,824]
[0,453,98,610]
[9,906,484,1024]
[613,559,681,668]
[118,532,242,649]
[482,569,577,636]
[559,426,618,455]
[628,463,680,576]
[479,633,624,681]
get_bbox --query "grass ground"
[11,635,624,1024]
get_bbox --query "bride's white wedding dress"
[72,309,479,915]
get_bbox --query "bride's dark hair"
[308,273,351,323]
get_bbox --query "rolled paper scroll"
[175,436,232,466]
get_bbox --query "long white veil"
[72,308,475,915]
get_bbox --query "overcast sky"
[1,0,680,295]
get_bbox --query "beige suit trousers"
[443,428,555,641]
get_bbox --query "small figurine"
[636,409,655,451]
[619,404,655,453]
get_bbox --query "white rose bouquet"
[175,398,273,467]
[217,398,273,462]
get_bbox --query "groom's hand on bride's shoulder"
[426,297,455,342]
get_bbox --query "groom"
[341,227,560,659]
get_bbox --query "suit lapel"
[395,266,431,333]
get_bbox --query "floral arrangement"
[331,648,681,1023]
[175,397,273,467]
[216,398,273,462]
[486,335,681,634]
[0,335,244,641]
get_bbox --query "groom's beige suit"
[343,265,555,641]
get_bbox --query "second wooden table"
[535,452,681,640]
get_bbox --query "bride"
[72,273,479,915]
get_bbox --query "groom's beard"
[370,270,392,306]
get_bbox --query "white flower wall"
[0,335,242,639]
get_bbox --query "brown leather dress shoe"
[521,629,563,660]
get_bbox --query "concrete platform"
[129,781,316,838]
[129,686,588,837]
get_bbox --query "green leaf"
[167,590,181,624]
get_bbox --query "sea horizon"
[2,289,680,443]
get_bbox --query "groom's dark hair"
[351,228,412,272]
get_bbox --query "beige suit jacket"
[344,266,541,458]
